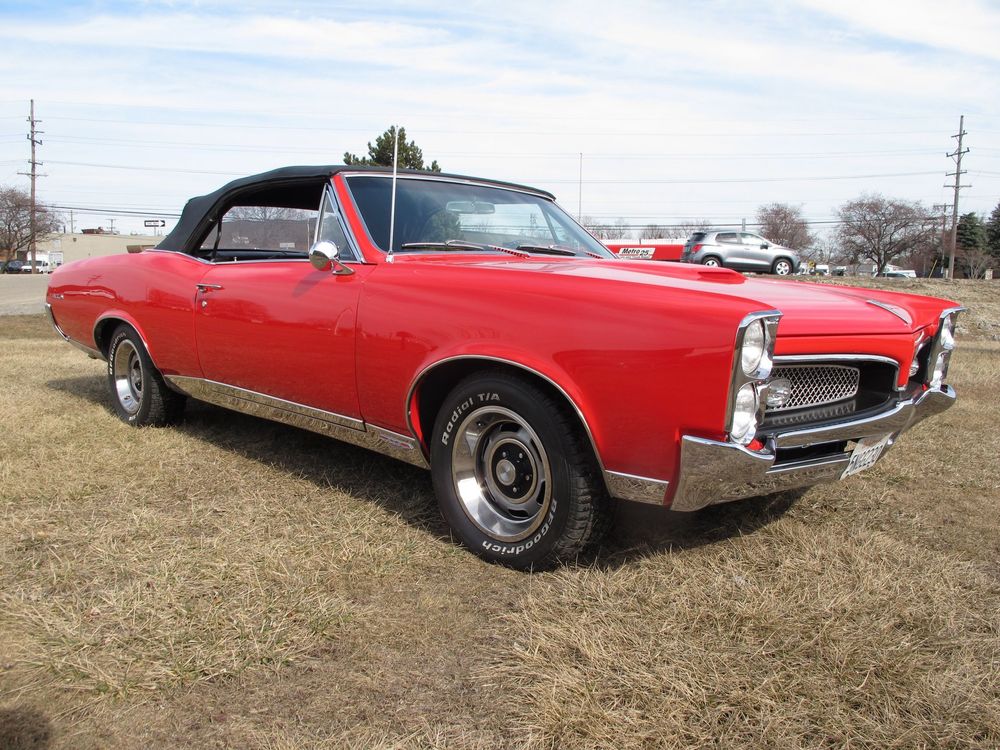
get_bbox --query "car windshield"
[345,175,614,258]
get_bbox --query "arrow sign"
[144,219,166,228]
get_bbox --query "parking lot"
[0,273,48,316]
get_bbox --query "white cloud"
[0,1,997,234]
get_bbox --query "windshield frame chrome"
[340,172,612,259]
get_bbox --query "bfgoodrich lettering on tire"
[107,324,185,427]
[430,371,612,570]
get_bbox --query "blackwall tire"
[430,371,612,570]
[107,324,185,427]
[701,256,722,267]
[772,258,793,275]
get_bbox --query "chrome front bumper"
[669,385,956,512]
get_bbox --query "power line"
[38,134,945,160]
[40,115,949,138]
[39,159,942,185]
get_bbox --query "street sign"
[144,219,166,228]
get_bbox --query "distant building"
[23,232,161,267]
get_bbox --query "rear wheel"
[430,372,612,570]
[772,258,793,275]
[701,256,722,267]
[107,324,185,426]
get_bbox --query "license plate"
[841,434,891,479]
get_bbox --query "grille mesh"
[767,365,860,412]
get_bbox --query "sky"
[1,0,999,237]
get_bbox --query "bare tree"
[756,203,815,250]
[582,216,631,240]
[959,245,994,279]
[836,194,934,275]
[640,224,667,240]
[0,185,62,263]
[675,219,711,236]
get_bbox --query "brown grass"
[1,279,998,748]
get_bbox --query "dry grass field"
[1,279,998,749]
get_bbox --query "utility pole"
[17,99,44,273]
[944,115,969,280]
[932,203,952,278]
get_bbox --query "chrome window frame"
[314,182,364,264]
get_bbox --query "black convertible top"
[156,165,556,253]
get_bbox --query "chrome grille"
[767,364,860,412]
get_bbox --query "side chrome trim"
[165,375,429,469]
[47,303,104,359]
[405,354,606,472]
[603,470,669,505]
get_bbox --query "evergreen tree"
[985,201,1000,258]
[343,126,441,171]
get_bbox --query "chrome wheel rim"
[775,261,791,275]
[113,340,143,414]
[703,258,719,267]
[450,406,551,542]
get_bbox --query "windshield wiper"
[398,241,492,252]
[515,244,606,258]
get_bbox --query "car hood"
[410,256,955,336]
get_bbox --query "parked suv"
[2,260,27,274]
[681,231,800,275]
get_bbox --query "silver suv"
[680,231,800,275]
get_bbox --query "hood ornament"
[866,299,911,325]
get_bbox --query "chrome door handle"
[196,283,224,292]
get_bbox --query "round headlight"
[939,316,955,351]
[741,321,766,376]
[730,382,759,445]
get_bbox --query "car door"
[740,232,772,270]
[713,232,742,266]
[192,186,370,421]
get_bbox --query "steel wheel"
[450,405,552,543]
[112,338,143,415]
[773,259,792,275]
[106,324,186,426]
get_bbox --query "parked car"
[19,259,49,273]
[681,231,800,275]
[46,166,963,569]
[2,259,26,274]
[877,269,917,279]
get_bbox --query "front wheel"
[772,258,793,275]
[107,324,186,426]
[430,372,612,570]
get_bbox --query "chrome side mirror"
[308,241,354,275]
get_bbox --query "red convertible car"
[46,166,963,569]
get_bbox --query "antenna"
[387,126,400,261]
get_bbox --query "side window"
[199,205,317,260]
[716,232,738,244]
[741,233,765,245]
[316,190,358,261]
